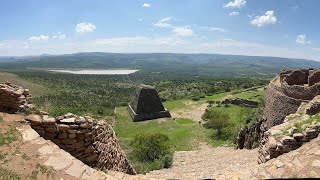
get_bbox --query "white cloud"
[96,36,186,46]
[142,3,151,7]
[29,35,49,41]
[229,11,239,16]
[52,32,66,40]
[172,27,193,36]
[204,27,226,32]
[250,11,277,27]
[224,0,246,8]
[153,17,172,28]
[296,34,311,44]
[75,22,96,33]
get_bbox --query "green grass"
[163,99,188,111]
[114,107,222,173]
[0,167,20,180]
[205,104,260,142]
[201,92,230,102]
[0,128,19,146]
[0,116,3,122]
[115,107,214,152]
[234,89,266,101]
[30,164,54,180]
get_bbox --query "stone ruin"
[236,69,320,163]
[222,98,259,108]
[26,112,136,175]
[0,82,33,113]
[128,85,171,122]
[0,82,136,175]
[264,68,320,128]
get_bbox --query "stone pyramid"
[127,85,171,121]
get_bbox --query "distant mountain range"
[1,52,320,77]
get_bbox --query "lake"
[48,69,139,75]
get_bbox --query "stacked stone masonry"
[259,119,320,164]
[264,69,320,128]
[26,112,136,175]
[0,82,33,113]
[222,98,259,108]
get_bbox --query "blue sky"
[1,0,320,60]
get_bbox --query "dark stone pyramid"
[127,85,171,121]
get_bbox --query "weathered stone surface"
[16,125,40,141]
[293,133,304,140]
[0,83,33,113]
[26,112,136,175]
[65,160,86,178]
[128,85,171,122]
[57,124,70,131]
[60,118,76,124]
[61,139,77,145]
[42,116,56,124]
[25,115,42,125]
[44,155,73,171]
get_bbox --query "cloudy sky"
[1,0,320,60]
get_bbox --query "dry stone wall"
[26,113,136,175]
[258,113,320,164]
[222,98,259,108]
[0,82,33,113]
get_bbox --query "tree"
[202,109,231,136]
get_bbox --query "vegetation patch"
[0,128,19,146]
[130,132,172,173]
[30,164,55,180]
[0,167,20,180]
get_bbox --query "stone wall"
[258,114,320,164]
[0,82,33,113]
[222,98,259,108]
[25,113,136,175]
[263,81,303,128]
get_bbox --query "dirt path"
[171,102,209,122]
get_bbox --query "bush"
[130,132,170,162]
[202,109,231,136]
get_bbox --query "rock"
[70,141,84,148]
[280,136,295,145]
[293,133,304,140]
[61,139,77,145]
[65,161,86,179]
[85,146,95,153]
[65,113,75,118]
[69,133,77,139]
[58,124,70,131]
[60,118,76,124]
[58,133,68,139]
[311,160,320,167]
[86,154,98,162]
[76,117,87,124]
[39,110,49,115]
[25,115,42,125]
[42,116,56,124]
[268,136,277,149]
[68,130,77,134]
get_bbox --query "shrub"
[130,132,170,162]
[202,109,231,136]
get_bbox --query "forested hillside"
[1,53,320,77]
